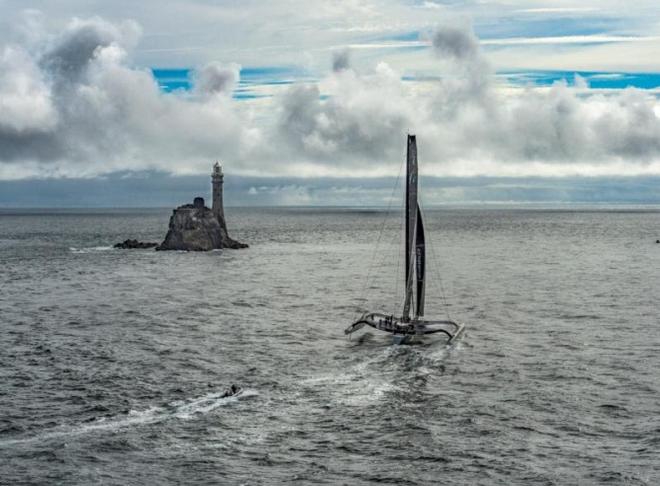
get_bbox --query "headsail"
[415,205,425,317]
[402,135,418,322]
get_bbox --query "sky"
[2,0,660,206]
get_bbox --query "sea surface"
[1,206,659,485]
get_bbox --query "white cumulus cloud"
[2,14,660,182]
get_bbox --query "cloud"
[431,24,479,60]
[0,15,249,178]
[271,23,660,178]
[193,61,240,96]
[332,49,350,72]
[0,46,57,133]
[274,62,411,167]
[41,17,140,82]
[2,14,660,186]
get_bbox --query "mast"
[402,135,418,322]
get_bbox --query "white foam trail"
[69,246,114,254]
[339,381,398,406]
[0,389,257,447]
[173,389,258,420]
[303,349,401,406]
[304,369,399,405]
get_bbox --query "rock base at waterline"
[114,239,158,249]
[156,198,247,251]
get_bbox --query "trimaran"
[344,134,466,345]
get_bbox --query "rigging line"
[393,191,405,315]
[421,203,452,321]
[355,155,405,318]
[401,218,418,318]
[375,204,403,311]
[410,220,418,317]
[428,223,452,321]
[418,185,453,322]
[431,227,453,321]
[370,224,397,313]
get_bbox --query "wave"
[0,238,19,248]
[0,389,257,447]
[69,246,114,254]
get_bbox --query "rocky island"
[114,239,158,249]
[156,163,247,251]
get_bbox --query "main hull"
[345,312,465,345]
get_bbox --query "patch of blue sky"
[253,80,296,86]
[233,93,272,100]
[156,80,191,92]
[239,66,309,85]
[240,66,301,77]
[151,68,190,78]
[152,68,192,92]
[151,66,308,98]
[502,71,660,90]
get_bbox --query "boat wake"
[302,343,458,407]
[0,389,258,447]
[303,364,400,406]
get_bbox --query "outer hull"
[345,312,465,345]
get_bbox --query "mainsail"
[402,135,423,321]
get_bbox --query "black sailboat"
[344,135,465,345]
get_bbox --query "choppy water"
[1,206,659,485]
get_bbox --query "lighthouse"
[157,161,247,250]
[211,161,226,228]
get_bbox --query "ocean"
[1,206,659,485]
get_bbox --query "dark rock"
[114,239,158,249]
[156,200,247,251]
[656,239,659,244]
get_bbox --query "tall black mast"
[402,134,418,322]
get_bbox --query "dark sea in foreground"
[1,206,659,485]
